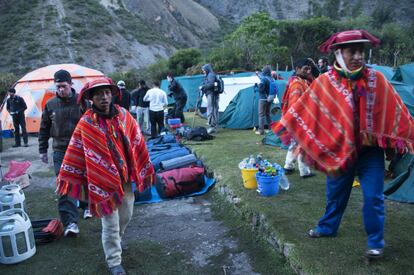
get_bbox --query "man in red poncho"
[57,77,154,275]
[273,30,414,259]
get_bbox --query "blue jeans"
[53,151,80,226]
[316,147,385,249]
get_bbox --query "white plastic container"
[0,208,36,264]
[0,184,26,212]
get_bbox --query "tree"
[168,48,202,76]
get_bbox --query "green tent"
[384,153,414,203]
[161,74,204,111]
[219,79,287,129]
[391,81,414,116]
[392,63,414,85]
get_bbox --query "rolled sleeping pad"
[160,154,198,171]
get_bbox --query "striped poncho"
[272,67,414,175]
[57,105,154,217]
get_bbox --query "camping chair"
[2,160,31,189]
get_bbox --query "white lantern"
[0,184,26,212]
[0,209,36,264]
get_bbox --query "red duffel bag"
[155,166,205,199]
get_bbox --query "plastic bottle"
[238,158,248,169]
[248,155,256,166]
[279,173,290,190]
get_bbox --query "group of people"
[4,28,414,273]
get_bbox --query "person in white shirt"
[143,80,168,138]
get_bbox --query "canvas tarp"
[0,64,104,133]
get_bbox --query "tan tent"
[1,64,104,133]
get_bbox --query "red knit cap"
[319,30,380,53]
[78,77,120,103]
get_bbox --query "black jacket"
[6,95,27,115]
[38,90,83,154]
[112,88,131,110]
[168,79,187,100]
[131,86,150,108]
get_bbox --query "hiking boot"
[23,144,29,147]
[64,222,79,237]
[12,144,21,148]
[83,209,92,220]
[109,264,127,275]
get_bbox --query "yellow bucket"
[241,168,258,189]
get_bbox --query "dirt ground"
[1,136,268,274]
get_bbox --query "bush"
[0,73,19,103]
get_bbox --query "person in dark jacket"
[256,65,277,135]
[112,80,131,111]
[38,69,89,237]
[200,64,219,134]
[6,88,28,147]
[167,73,187,123]
[131,80,150,133]
[318,57,329,74]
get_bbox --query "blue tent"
[392,63,414,85]
[367,64,394,80]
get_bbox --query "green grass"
[186,114,414,274]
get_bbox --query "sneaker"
[109,264,127,275]
[301,173,316,179]
[207,127,216,134]
[83,209,92,219]
[284,168,295,175]
[365,248,383,259]
[255,131,264,135]
[64,222,79,237]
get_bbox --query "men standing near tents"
[167,73,187,123]
[281,59,314,178]
[201,64,219,134]
[256,65,277,135]
[273,30,414,259]
[131,80,150,133]
[6,88,28,147]
[57,77,154,275]
[143,80,168,138]
[38,69,89,237]
[112,80,131,111]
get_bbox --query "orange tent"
[1,64,104,133]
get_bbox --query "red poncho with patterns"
[281,76,310,115]
[56,105,155,217]
[272,67,414,175]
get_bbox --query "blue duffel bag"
[149,144,191,171]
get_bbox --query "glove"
[40,153,48,164]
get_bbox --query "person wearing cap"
[6,87,28,147]
[143,80,168,138]
[281,58,314,178]
[167,73,187,123]
[57,77,155,275]
[112,80,131,111]
[38,69,90,237]
[272,30,414,259]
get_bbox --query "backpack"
[268,77,278,97]
[155,167,205,198]
[185,127,214,141]
[214,75,224,94]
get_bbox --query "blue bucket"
[256,172,280,197]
